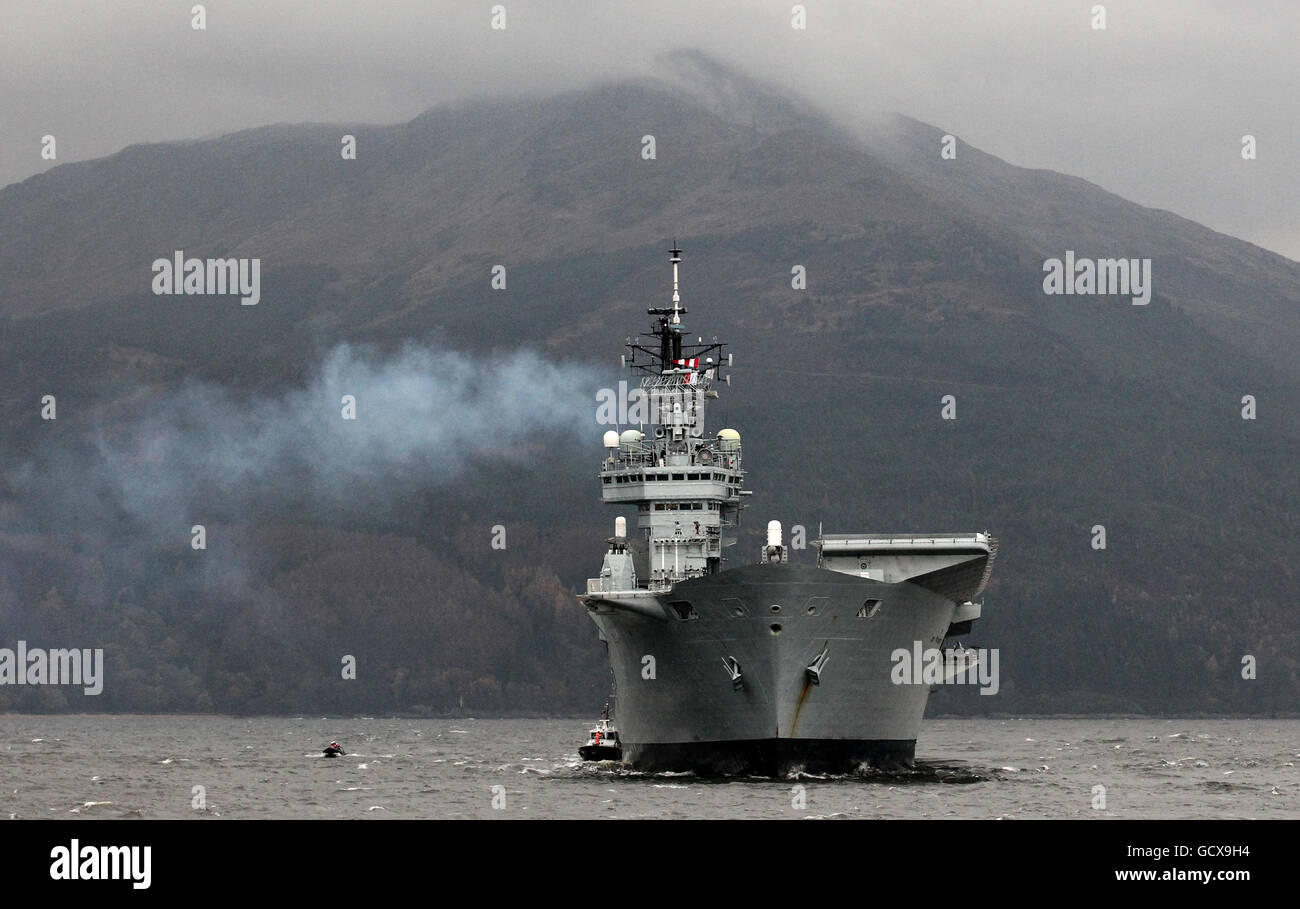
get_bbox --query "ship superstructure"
[591,245,743,597]
[580,246,997,775]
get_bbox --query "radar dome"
[716,428,741,451]
[603,430,619,448]
[619,429,645,452]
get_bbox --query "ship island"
[579,245,998,775]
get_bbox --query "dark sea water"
[1,716,1295,819]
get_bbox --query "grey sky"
[3,0,1296,259]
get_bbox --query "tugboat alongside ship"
[576,245,998,776]
[578,703,622,762]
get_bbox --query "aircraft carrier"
[579,246,997,775]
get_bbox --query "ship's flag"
[683,371,698,386]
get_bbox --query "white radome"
[767,520,782,548]
[619,429,645,452]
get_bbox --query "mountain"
[1,50,1296,716]
[867,111,1300,382]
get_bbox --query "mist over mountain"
[1,51,1296,716]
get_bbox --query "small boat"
[322,741,346,758]
[578,704,622,762]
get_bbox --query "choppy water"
[1,716,1295,819]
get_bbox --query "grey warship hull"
[585,563,959,775]
[578,246,997,777]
